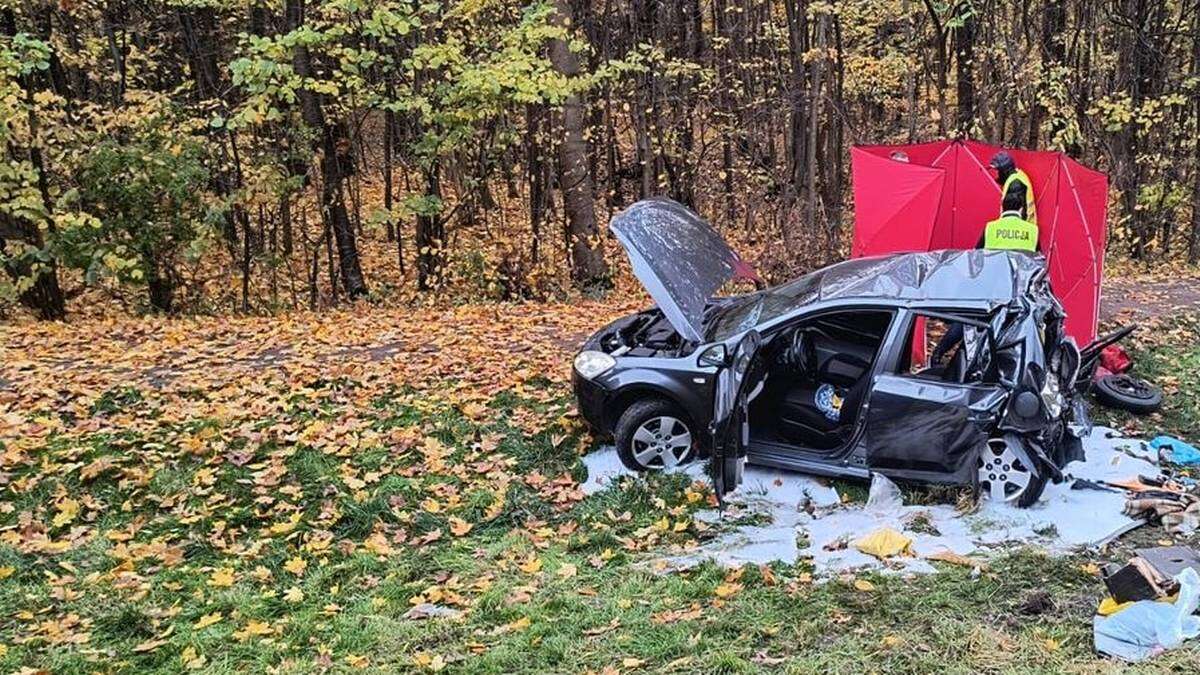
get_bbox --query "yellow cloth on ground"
[1097,594,1179,616]
[1097,597,1133,616]
[852,528,912,559]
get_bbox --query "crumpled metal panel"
[864,374,1008,481]
[815,249,1043,307]
[609,198,745,343]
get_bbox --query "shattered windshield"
[705,273,823,341]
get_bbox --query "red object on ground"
[850,139,1108,344]
[1100,344,1132,374]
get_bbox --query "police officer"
[975,151,1040,253]
[978,191,1041,253]
[990,150,1036,224]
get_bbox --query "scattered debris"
[583,427,1159,574]
[865,473,903,512]
[1092,374,1163,414]
[1103,558,1169,603]
[1071,478,1120,493]
[1093,568,1200,661]
[1121,477,1200,536]
[1151,435,1200,467]
[1137,546,1200,581]
[1099,344,1133,375]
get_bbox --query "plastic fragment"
[1150,436,1200,466]
[1093,568,1200,661]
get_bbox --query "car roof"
[785,249,1044,307]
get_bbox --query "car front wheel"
[615,399,695,472]
[978,437,1047,508]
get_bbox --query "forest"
[2,0,1199,319]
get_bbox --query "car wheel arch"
[607,385,694,432]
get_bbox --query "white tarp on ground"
[581,427,1158,573]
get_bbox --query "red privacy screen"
[850,139,1108,343]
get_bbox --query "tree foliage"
[1,0,1199,318]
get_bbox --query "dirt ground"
[1102,277,1200,323]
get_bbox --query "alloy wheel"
[978,438,1034,503]
[631,416,693,469]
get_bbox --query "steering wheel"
[787,329,818,376]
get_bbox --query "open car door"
[710,330,763,503]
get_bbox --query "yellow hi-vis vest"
[1002,168,1037,224]
[984,211,1039,252]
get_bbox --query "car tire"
[1093,374,1163,414]
[978,437,1048,508]
[614,398,696,472]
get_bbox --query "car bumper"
[573,369,612,432]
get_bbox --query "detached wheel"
[615,399,695,472]
[979,437,1047,508]
[1093,374,1162,414]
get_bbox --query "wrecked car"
[573,198,1089,507]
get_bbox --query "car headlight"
[574,350,616,380]
[1041,372,1064,418]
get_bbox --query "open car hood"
[609,198,758,343]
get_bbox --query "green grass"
[3,341,1200,673]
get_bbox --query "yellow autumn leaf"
[133,638,167,653]
[269,512,302,535]
[714,582,742,598]
[283,556,307,576]
[181,645,206,669]
[52,498,80,528]
[364,532,395,556]
[413,651,446,671]
[448,517,473,537]
[518,555,542,574]
[233,620,273,641]
[0,566,14,580]
[209,567,236,587]
[193,612,223,629]
[284,586,305,603]
[853,579,876,592]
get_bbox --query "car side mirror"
[697,344,729,368]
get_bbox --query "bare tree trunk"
[286,0,367,298]
[904,0,917,141]
[953,1,977,133]
[1190,3,1200,264]
[922,0,949,135]
[548,0,607,290]
[415,167,445,290]
[785,0,809,189]
[1,8,65,320]
[806,11,826,230]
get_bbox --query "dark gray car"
[573,198,1089,507]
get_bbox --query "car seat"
[777,353,871,449]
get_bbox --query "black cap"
[990,151,1015,172]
